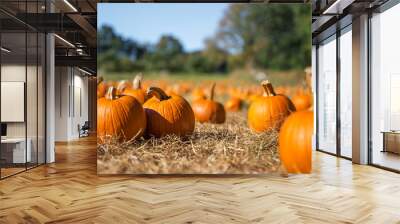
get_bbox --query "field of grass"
[100,71,230,82]
[99,69,305,87]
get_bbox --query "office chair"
[79,121,90,138]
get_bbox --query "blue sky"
[98,3,229,52]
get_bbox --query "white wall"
[352,14,369,164]
[72,72,89,138]
[54,66,89,141]
[1,65,26,139]
[55,66,69,141]
[46,33,55,163]
[1,65,37,137]
[1,63,46,164]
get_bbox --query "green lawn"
[100,72,229,81]
[98,70,305,87]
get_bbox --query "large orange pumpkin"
[192,83,226,124]
[143,87,195,137]
[247,80,295,132]
[97,87,146,142]
[119,74,147,104]
[97,76,107,99]
[279,110,314,173]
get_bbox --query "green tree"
[216,4,311,71]
[98,4,311,74]
[146,35,185,72]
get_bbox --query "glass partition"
[0,31,28,177]
[317,35,337,154]
[370,4,400,171]
[0,1,46,179]
[339,26,352,158]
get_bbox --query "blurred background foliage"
[98,4,311,77]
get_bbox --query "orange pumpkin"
[191,88,206,101]
[247,80,295,132]
[120,74,147,104]
[97,76,107,99]
[292,91,312,111]
[224,97,242,112]
[97,87,146,142]
[279,110,314,174]
[247,94,262,104]
[143,87,195,137]
[192,83,226,124]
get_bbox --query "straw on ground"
[97,113,281,174]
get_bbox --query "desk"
[381,131,400,154]
[1,138,31,163]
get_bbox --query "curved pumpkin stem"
[97,76,104,85]
[261,80,276,97]
[147,87,170,101]
[133,73,143,90]
[117,80,128,93]
[105,87,118,100]
[210,83,216,101]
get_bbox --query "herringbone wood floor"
[1,136,400,223]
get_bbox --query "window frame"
[0,1,47,180]
[314,20,353,160]
[367,0,400,173]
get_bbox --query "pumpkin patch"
[98,72,313,175]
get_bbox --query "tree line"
[98,4,311,74]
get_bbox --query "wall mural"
[96,3,313,175]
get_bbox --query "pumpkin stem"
[105,87,118,100]
[117,80,127,93]
[133,73,143,90]
[97,76,104,85]
[304,67,313,92]
[147,87,170,101]
[210,83,216,101]
[261,80,276,97]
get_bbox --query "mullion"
[315,44,319,152]
[25,0,28,172]
[367,11,373,166]
[36,0,39,168]
[336,29,341,157]
[0,22,2,179]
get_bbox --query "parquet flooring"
[1,136,400,223]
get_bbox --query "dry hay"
[97,113,281,174]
